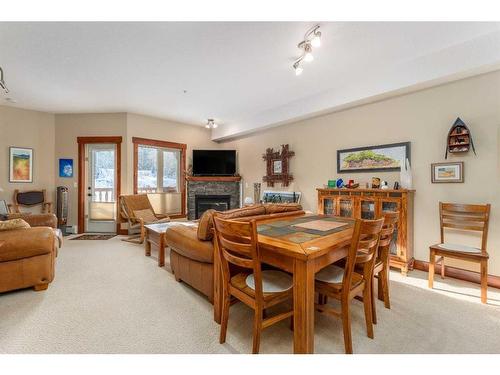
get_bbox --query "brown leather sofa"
[165,203,304,302]
[0,214,62,293]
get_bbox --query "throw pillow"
[197,209,216,241]
[133,208,157,223]
[0,218,31,231]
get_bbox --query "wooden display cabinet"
[317,188,415,275]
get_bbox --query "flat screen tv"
[192,150,236,176]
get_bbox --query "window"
[137,145,180,193]
[133,137,186,218]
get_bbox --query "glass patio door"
[85,144,117,233]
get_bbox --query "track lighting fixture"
[291,25,322,75]
[0,67,9,94]
[293,62,303,76]
[205,119,218,129]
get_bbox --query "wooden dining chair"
[429,202,491,303]
[315,218,384,354]
[371,211,399,324]
[213,215,294,354]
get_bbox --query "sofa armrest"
[22,214,58,228]
[0,227,55,261]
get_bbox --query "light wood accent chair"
[315,218,384,354]
[429,202,491,303]
[119,194,170,244]
[9,189,52,214]
[213,215,294,354]
[371,211,399,323]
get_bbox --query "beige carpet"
[1,236,499,354]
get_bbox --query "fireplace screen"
[195,195,231,219]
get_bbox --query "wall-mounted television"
[192,150,236,176]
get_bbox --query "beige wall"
[223,71,500,275]
[54,113,128,226]
[53,112,220,227]
[125,113,220,194]
[0,105,55,211]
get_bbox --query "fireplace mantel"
[186,176,241,182]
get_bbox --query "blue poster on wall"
[59,159,73,178]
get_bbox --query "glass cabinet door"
[381,199,401,255]
[360,199,376,220]
[322,197,337,215]
[339,198,354,217]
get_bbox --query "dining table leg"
[293,258,315,354]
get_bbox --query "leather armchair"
[0,213,61,293]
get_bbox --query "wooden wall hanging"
[445,117,476,159]
[262,144,295,187]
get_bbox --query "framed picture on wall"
[59,158,74,178]
[431,162,464,183]
[337,142,411,173]
[9,147,33,183]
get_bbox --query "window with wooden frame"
[132,137,186,218]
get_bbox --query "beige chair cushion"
[315,264,344,284]
[133,208,157,223]
[245,270,293,293]
[437,243,481,253]
[0,219,31,232]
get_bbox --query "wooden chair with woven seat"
[315,218,384,354]
[370,211,399,324]
[213,215,294,354]
[429,202,491,303]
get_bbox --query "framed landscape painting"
[337,142,410,173]
[9,147,33,183]
[431,162,464,183]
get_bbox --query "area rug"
[70,234,117,240]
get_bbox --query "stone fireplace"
[187,177,241,220]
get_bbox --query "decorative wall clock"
[262,144,295,187]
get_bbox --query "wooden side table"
[144,223,170,267]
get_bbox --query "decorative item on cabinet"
[399,158,413,189]
[371,177,381,189]
[327,180,336,188]
[393,181,400,190]
[253,183,261,204]
[445,117,476,159]
[317,187,415,275]
[262,144,294,187]
[380,180,389,189]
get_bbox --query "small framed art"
[59,158,74,178]
[431,162,464,183]
[9,147,33,183]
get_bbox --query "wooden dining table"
[213,213,355,354]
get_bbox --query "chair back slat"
[343,218,384,294]
[439,202,490,251]
[213,215,265,299]
[377,211,399,260]
[221,247,254,269]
